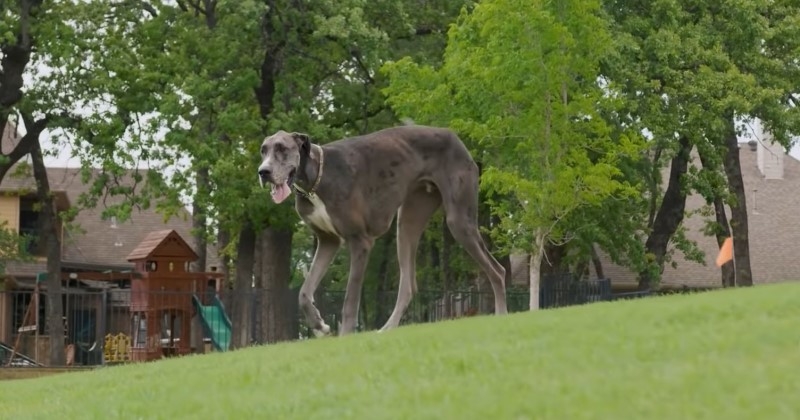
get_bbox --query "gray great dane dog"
[257,125,508,336]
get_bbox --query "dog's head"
[257,130,311,204]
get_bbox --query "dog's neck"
[294,144,324,197]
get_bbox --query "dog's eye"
[261,145,267,155]
[274,143,285,153]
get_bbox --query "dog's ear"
[292,132,311,156]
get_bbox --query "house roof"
[1,165,200,278]
[0,122,222,278]
[507,143,800,290]
[600,143,800,289]
[127,229,199,262]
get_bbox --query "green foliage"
[0,222,34,275]
[602,0,800,282]
[10,0,794,294]
[383,0,647,267]
[52,0,472,288]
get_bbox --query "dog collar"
[293,144,324,199]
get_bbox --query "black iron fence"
[0,276,641,367]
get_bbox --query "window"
[19,196,44,257]
[17,195,64,257]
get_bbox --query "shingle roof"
[599,144,800,288]
[126,229,199,262]
[0,122,221,278]
[509,144,800,290]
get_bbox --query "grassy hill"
[2,283,800,419]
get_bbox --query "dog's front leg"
[299,233,340,337]
[339,236,375,336]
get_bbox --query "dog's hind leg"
[380,186,442,332]
[440,168,508,315]
[299,232,341,337]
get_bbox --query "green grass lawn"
[3,282,800,420]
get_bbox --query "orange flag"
[716,237,733,267]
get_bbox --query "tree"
[603,0,800,288]
[383,0,644,310]
[71,0,448,342]
[1,0,235,363]
[1,0,136,364]
[1,0,76,365]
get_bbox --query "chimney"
[755,122,784,180]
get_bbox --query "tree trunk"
[218,228,231,287]
[646,146,664,229]
[191,168,209,273]
[475,193,494,313]
[246,0,294,343]
[587,244,604,279]
[31,138,65,366]
[441,217,454,318]
[713,197,736,287]
[254,0,281,120]
[372,227,394,329]
[722,118,753,286]
[0,22,31,109]
[697,147,736,288]
[639,135,692,290]
[190,168,209,352]
[541,243,568,276]
[491,213,512,289]
[230,221,256,349]
[2,5,58,177]
[257,226,297,343]
[574,259,589,281]
[0,0,36,179]
[529,228,546,311]
[498,253,512,289]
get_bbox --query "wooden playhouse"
[126,230,225,362]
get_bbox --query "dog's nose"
[258,169,271,180]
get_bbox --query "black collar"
[293,144,324,199]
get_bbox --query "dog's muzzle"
[258,169,271,188]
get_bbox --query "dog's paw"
[312,322,331,338]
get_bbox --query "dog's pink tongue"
[271,183,291,204]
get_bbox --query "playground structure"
[3,270,137,367]
[2,273,44,367]
[1,229,231,367]
[126,229,229,362]
[103,332,131,363]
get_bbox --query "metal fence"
[0,276,634,367]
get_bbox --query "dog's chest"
[301,193,339,237]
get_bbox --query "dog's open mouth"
[269,169,296,204]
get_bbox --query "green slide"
[192,294,233,352]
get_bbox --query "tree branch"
[183,0,206,16]
[392,27,437,42]
[326,106,388,131]
[788,94,798,108]
[140,1,158,18]
[19,0,34,50]
[350,49,375,85]
[0,111,48,183]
